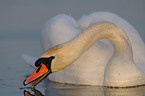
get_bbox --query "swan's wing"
[41,14,81,51]
[21,54,38,68]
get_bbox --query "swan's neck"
[70,22,133,58]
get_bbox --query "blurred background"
[0,0,145,96]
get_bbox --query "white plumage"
[22,12,145,87]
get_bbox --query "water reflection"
[24,89,44,96]
[23,81,145,96]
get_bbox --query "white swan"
[23,12,145,88]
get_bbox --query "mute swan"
[23,12,145,88]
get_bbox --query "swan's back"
[41,12,145,86]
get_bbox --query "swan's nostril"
[36,65,42,73]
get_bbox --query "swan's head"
[23,44,77,88]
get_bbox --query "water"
[0,0,145,96]
[22,82,145,96]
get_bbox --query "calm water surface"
[1,0,145,96]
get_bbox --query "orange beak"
[23,63,51,88]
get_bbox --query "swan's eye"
[35,61,41,67]
[50,56,55,59]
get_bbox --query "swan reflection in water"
[24,89,44,96]
[23,81,145,96]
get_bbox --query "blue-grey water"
[0,0,145,96]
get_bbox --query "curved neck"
[70,22,133,58]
